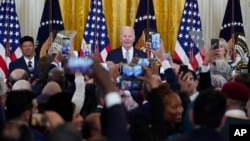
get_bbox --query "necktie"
[28,61,33,72]
[126,51,130,64]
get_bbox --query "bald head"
[8,69,29,87]
[48,68,65,87]
[12,80,31,90]
[42,81,62,95]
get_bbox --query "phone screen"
[151,32,161,50]
[67,57,93,74]
[211,38,219,49]
[119,77,142,91]
[62,38,71,54]
[121,64,144,77]
[138,58,150,66]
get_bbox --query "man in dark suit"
[9,36,39,82]
[106,26,147,64]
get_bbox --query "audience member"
[106,26,147,64]
[82,113,102,140]
[5,90,38,141]
[172,89,227,141]
[32,52,65,95]
[37,81,62,113]
[12,80,31,90]
[47,68,66,90]
[45,92,83,131]
[234,73,250,118]
[6,68,29,89]
[37,54,55,77]
[47,123,82,141]
[220,81,250,140]
[159,83,183,139]
[9,36,39,82]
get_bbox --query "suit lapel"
[118,47,124,62]
[20,57,29,71]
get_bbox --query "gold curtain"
[59,0,185,56]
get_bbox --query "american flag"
[36,0,64,58]
[0,0,22,79]
[219,0,249,70]
[133,0,157,46]
[173,0,205,70]
[81,0,111,62]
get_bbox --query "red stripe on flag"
[0,56,8,77]
[105,44,112,52]
[10,53,17,62]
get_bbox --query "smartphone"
[121,64,144,77]
[138,58,150,66]
[67,57,93,74]
[119,77,142,91]
[211,38,219,49]
[61,38,71,54]
[150,32,161,50]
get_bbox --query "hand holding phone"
[211,38,219,49]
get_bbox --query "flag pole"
[5,1,10,57]
[146,0,151,58]
[94,0,100,61]
[48,0,53,52]
[230,0,236,62]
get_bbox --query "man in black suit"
[9,36,38,82]
[106,26,147,64]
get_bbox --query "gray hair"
[210,59,231,81]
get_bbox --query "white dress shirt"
[122,47,133,63]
